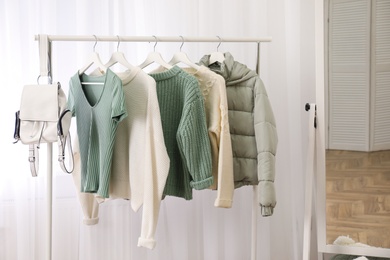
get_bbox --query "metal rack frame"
[35,34,271,260]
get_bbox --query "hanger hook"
[152,35,158,52]
[179,36,184,52]
[93,35,98,52]
[216,36,222,51]
[116,35,120,52]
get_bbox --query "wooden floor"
[326,149,390,248]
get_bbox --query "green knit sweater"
[149,66,213,200]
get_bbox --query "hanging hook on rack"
[138,35,172,69]
[116,35,121,52]
[78,35,106,75]
[216,36,222,51]
[152,35,158,52]
[209,36,225,64]
[179,35,184,51]
[93,35,98,52]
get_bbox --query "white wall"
[0,1,317,259]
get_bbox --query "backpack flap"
[19,84,60,144]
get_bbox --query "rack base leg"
[251,185,258,260]
[46,143,53,260]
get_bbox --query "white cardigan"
[72,67,170,249]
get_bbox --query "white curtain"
[0,0,317,259]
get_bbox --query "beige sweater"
[72,68,170,249]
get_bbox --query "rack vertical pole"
[48,41,53,260]
[251,186,258,260]
[251,41,261,260]
[38,34,53,260]
[46,144,53,260]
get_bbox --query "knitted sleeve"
[213,76,234,208]
[71,135,100,225]
[137,83,170,250]
[110,76,127,122]
[254,77,278,216]
[177,96,213,190]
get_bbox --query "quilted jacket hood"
[198,52,257,85]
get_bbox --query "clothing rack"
[35,34,271,260]
[34,35,272,43]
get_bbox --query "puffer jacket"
[199,52,278,216]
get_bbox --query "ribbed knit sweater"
[68,68,127,198]
[152,65,234,208]
[149,66,213,200]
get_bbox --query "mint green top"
[149,66,213,200]
[68,69,127,198]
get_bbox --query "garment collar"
[148,66,182,81]
[88,67,141,85]
[199,52,257,85]
[198,52,235,81]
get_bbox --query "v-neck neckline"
[77,69,111,108]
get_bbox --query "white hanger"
[138,36,173,70]
[168,36,200,70]
[105,36,136,70]
[78,35,107,84]
[209,36,225,64]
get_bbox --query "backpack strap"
[57,133,74,174]
[28,144,39,177]
[57,109,74,174]
[27,136,73,177]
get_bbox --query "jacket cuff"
[138,237,156,249]
[214,198,233,208]
[83,217,99,225]
[260,205,274,217]
[258,180,276,216]
[190,176,213,190]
